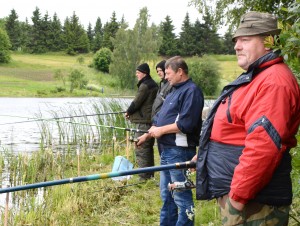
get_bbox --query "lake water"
[0,97,131,153]
[0,97,215,153]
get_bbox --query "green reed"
[35,98,131,157]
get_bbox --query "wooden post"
[126,131,129,159]
[77,147,80,176]
[4,187,9,226]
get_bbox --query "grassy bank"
[1,138,299,225]
[0,53,243,97]
[0,146,221,225]
[0,98,299,225]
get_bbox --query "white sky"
[0,0,207,35]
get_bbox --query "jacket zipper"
[226,94,232,123]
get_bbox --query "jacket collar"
[173,78,191,89]
[137,74,151,87]
[225,50,283,89]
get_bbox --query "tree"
[5,9,22,51]
[48,13,64,51]
[19,18,31,52]
[277,0,300,80]
[102,11,119,51]
[190,0,299,77]
[110,7,160,89]
[62,12,90,54]
[92,17,103,52]
[191,19,205,56]
[27,7,53,53]
[41,12,52,51]
[221,31,235,54]
[158,15,179,56]
[201,11,223,54]
[179,13,195,56]
[0,28,12,63]
[29,7,46,53]
[190,0,295,30]
[86,22,94,48]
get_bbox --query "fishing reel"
[129,132,138,143]
[168,169,195,192]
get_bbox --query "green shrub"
[68,69,88,93]
[93,47,112,73]
[188,56,221,96]
[77,56,85,64]
[54,69,67,86]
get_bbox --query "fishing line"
[0,114,148,134]
[0,111,126,126]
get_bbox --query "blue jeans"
[160,146,196,226]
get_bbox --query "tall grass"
[0,121,299,223]
[36,98,131,158]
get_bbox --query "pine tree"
[158,15,179,56]
[191,19,206,56]
[92,17,103,52]
[5,9,22,51]
[48,13,64,51]
[222,31,235,54]
[179,13,196,56]
[19,18,31,52]
[86,22,94,49]
[201,11,222,54]
[41,12,52,51]
[62,12,90,54]
[29,7,47,53]
[102,11,119,51]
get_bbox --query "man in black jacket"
[125,63,158,180]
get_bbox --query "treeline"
[0,7,235,56]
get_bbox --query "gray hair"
[165,56,188,75]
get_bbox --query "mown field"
[0,53,243,97]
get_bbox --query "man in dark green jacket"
[151,60,173,156]
[125,63,158,180]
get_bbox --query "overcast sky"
[1,0,205,35]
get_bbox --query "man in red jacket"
[195,11,300,225]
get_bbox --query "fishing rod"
[0,111,126,126]
[0,161,196,193]
[0,114,148,133]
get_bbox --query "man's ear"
[264,36,274,50]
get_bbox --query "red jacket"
[210,57,300,204]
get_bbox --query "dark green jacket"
[126,75,158,124]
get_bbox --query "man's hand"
[125,112,130,120]
[148,126,162,138]
[136,133,150,147]
[189,154,197,172]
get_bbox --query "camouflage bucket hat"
[232,11,281,41]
